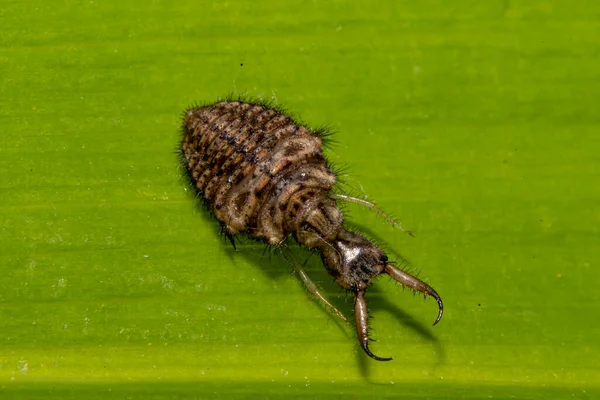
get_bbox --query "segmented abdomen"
[181,101,336,244]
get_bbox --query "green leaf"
[1,0,598,398]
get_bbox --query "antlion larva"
[180,98,443,361]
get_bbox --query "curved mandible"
[354,289,394,362]
[384,264,444,325]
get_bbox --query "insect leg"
[220,225,237,251]
[282,249,349,325]
[332,193,414,237]
[354,289,394,361]
[384,264,444,326]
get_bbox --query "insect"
[180,98,443,361]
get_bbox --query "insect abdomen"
[182,100,337,244]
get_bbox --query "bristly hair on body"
[178,95,443,362]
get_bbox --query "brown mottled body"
[182,100,337,246]
[181,99,443,361]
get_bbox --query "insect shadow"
[180,171,444,370]
[226,220,444,372]
[226,237,354,333]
